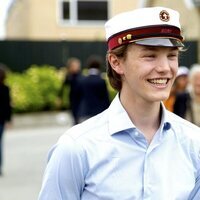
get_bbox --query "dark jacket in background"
[173,92,191,119]
[60,72,83,124]
[78,72,110,118]
[0,84,12,124]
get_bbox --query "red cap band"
[107,25,183,50]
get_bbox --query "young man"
[38,7,200,199]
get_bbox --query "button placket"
[143,150,153,199]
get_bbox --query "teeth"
[148,79,168,84]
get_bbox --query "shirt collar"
[160,102,172,131]
[108,94,172,136]
[108,94,135,135]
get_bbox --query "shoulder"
[48,110,109,164]
[0,84,10,94]
[0,84,9,89]
[167,111,200,166]
[58,109,109,145]
[167,111,200,142]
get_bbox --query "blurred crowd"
[164,63,200,127]
[57,55,110,125]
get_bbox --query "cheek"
[174,67,178,75]
[123,67,142,87]
[170,65,178,83]
[122,65,136,80]
[171,63,178,75]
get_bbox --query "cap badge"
[118,38,122,45]
[118,34,132,45]
[159,10,170,22]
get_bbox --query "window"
[78,1,108,21]
[62,1,70,19]
[59,0,109,25]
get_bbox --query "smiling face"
[108,44,179,104]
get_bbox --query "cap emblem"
[118,38,122,45]
[159,10,170,22]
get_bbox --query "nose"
[155,56,171,74]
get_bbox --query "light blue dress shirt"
[38,94,200,200]
[188,173,200,200]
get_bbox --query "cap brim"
[135,38,184,47]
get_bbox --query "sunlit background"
[0,0,200,200]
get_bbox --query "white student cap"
[105,7,184,50]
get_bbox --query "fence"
[0,40,198,71]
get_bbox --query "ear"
[107,53,124,75]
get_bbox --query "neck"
[120,94,161,143]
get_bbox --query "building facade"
[6,0,200,41]
[3,0,200,70]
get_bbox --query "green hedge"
[6,65,65,113]
[6,65,117,113]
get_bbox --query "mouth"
[147,78,169,85]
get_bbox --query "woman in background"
[174,64,200,126]
[164,66,189,112]
[0,64,12,176]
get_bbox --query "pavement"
[0,111,73,200]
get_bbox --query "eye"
[168,49,179,58]
[168,53,178,60]
[142,54,156,60]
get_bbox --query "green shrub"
[6,65,116,113]
[7,65,66,113]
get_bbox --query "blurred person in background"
[0,64,12,176]
[58,57,83,125]
[164,66,189,111]
[78,55,110,122]
[174,64,200,126]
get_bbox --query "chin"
[151,93,170,102]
